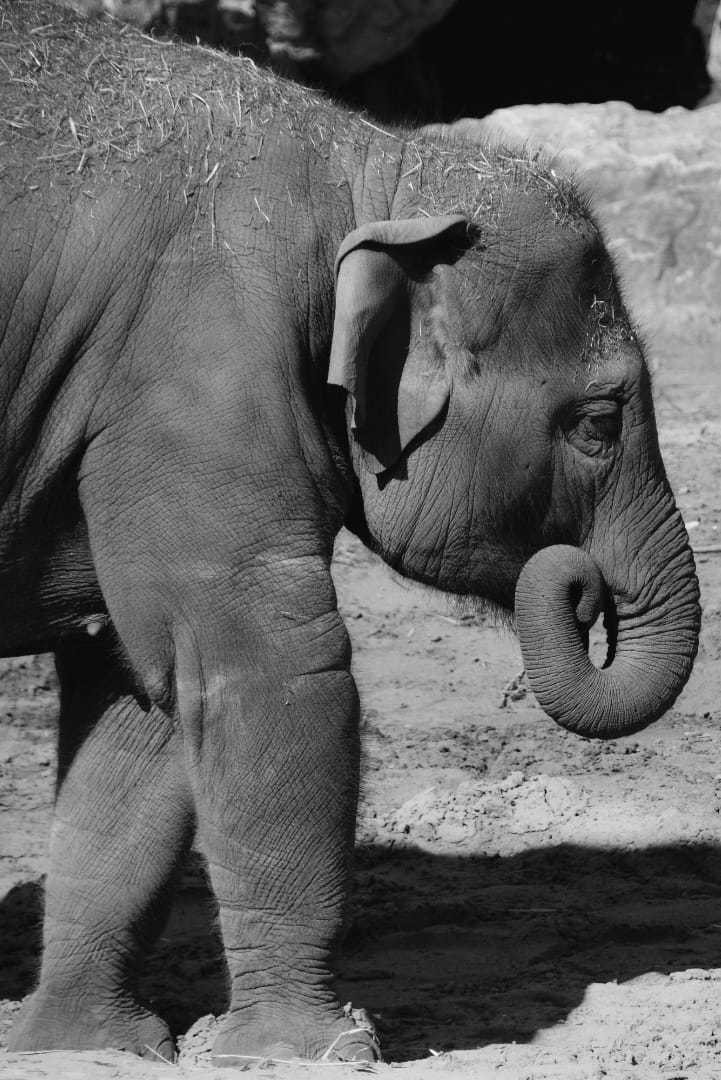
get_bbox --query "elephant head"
[328,182,700,739]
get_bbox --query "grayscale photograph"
[1,2,720,1077]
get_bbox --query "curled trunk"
[515,535,700,739]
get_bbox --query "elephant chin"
[514,544,700,740]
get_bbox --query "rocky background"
[66,0,719,120]
[60,1,721,344]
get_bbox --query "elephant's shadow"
[2,841,721,1061]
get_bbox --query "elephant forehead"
[494,196,606,279]
[443,221,615,358]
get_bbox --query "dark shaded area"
[3,841,721,1061]
[342,0,711,123]
[0,880,44,1002]
[345,841,721,1058]
[156,0,712,124]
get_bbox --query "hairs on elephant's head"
[410,134,593,231]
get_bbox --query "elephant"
[1,0,700,1065]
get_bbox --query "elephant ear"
[328,214,468,473]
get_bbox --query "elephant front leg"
[75,401,380,1061]
[183,648,379,1064]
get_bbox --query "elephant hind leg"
[8,634,194,1060]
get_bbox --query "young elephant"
[2,0,700,1065]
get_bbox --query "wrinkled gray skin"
[1,0,700,1065]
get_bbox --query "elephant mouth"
[572,576,616,669]
[598,595,618,669]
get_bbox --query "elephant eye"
[584,409,620,440]
[567,400,622,455]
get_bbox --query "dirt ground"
[0,319,720,1079]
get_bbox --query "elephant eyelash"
[583,400,622,418]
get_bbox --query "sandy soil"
[1,328,720,1078]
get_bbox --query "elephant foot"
[8,991,175,1062]
[210,1001,381,1065]
[320,1006,381,1062]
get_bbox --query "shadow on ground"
[2,841,720,1060]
